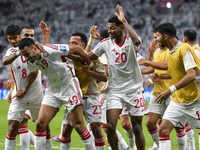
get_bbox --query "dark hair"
[184,29,197,42]
[19,38,35,50]
[108,16,123,26]
[153,26,158,33]
[100,30,109,39]
[20,26,33,33]
[71,32,87,47]
[6,24,21,36]
[157,23,176,37]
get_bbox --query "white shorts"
[82,97,102,123]
[148,94,171,115]
[42,77,83,112]
[163,100,200,129]
[24,110,31,120]
[8,97,42,122]
[106,91,147,116]
[99,97,106,124]
[62,108,72,125]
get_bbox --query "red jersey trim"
[45,44,58,50]
[114,34,128,47]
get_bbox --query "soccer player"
[182,29,199,150]
[39,21,106,150]
[149,23,200,150]
[3,25,44,150]
[88,5,146,150]
[18,38,94,150]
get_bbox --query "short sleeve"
[92,42,105,57]
[183,51,197,71]
[27,62,37,72]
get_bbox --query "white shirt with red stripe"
[92,34,143,94]
[28,44,76,86]
[4,47,43,102]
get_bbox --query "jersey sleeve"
[183,50,197,71]
[4,48,18,57]
[95,61,106,73]
[27,62,37,72]
[136,52,144,61]
[92,42,105,57]
[44,44,70,56]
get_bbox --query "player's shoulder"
[44,44,59,50]
[7,47,18,52]
[100,37,111,43]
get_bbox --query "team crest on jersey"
[43,51,48,57]
[124,46,129,52]
[60,45,67,51]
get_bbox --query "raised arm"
[115,4,141,47]
[39,21,51,45]
[145,39,158,61]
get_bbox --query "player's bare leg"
[35,104,58,150]
[70,104,93,150]
[130,116,145,150]
[158,119,174,150]
[107,109,122,150]
[146,113,161,149]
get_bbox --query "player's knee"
[8,123,19,135]
[36,119,46,130]
[121,121,130,129]
[107,123,116,135]
[145,119,156,128]
[158,126,168,135]
[91,123,102,137]
[132,123,143,135]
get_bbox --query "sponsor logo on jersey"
[17,66,21,69]
[60,45,67,51]
[43,51,48,57]
[112,48,116,52]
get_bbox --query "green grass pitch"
[0,100,199,150]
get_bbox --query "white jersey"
[28,44,76,86]
[4,47,43,102]
[92,34,143,93]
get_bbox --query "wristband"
[16,51,20,56]
[169,85,177,93]
[88,62,94,68]
[148,78,153,84]
[87,37,95,46]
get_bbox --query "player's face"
[20,29,34,40]
[108,23,122,39]
[156,32,166,47]
[7,34,20,47]
[20,46,38,63]
[69,36,85,49]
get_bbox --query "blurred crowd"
[0,0,199,86]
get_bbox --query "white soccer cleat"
[148,143,159,150]
[129,138,137,150]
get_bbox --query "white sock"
[79,129,93,150]
[86,122,96,150]
[159,135,171,150]
[185,124,196,150]
[34,130,46,150]
[123,123,135,148]
[60,136,71,150]
[19,126,30,150]
[44,133,53,150]
[95,136,105,150]
[28,129,34,145]
[176,130,188,150]
[5,133,16,150]
[116,130,129,150]
[148,126,159,146]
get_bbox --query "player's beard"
[29,50,37,63]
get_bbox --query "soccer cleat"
[52,134,61,142]
[148,143,159,150]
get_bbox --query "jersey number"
[69,95,78,105]
[93,105,102,115]
[115,53,127,63]
[38,59,48,69]
[22,69,27,78]
[134,97,144,108]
